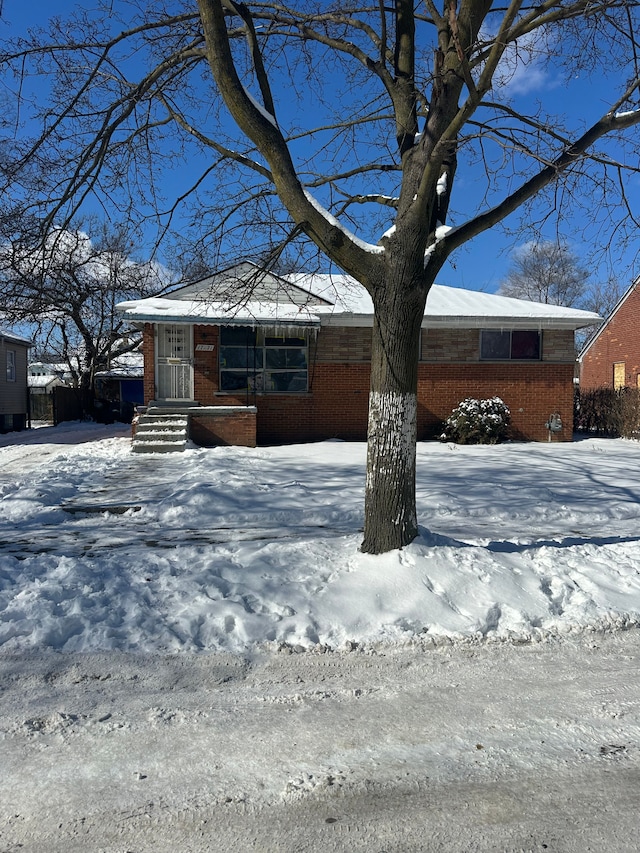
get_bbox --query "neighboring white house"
[28,362,68,394]
[27,362,70,423]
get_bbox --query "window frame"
[480,329,541,361]
[6,350,16,382]
[219,326,309,394]
[613,361,626,390]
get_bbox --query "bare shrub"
[575,387,640,438]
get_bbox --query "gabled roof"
[577,277,638,360]
[166,261,331,307]
[116,261,602,331]
[117,262,327,328]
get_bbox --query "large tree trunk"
[361,272,427,554]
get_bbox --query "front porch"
[132,403,257,452]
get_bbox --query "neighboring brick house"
[116,262,600,446]
[0,329,31,433]
[579,278,640,391]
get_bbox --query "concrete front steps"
[132,410,189,453]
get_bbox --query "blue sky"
[2,0,639,294]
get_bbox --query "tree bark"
[361,264,427,554]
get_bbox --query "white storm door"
[156,324,194,400]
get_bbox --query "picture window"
[219,327,308,393]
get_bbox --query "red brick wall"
[257,364,370,444]
[193,325,220,402]
[580,284,640,389]
[417,363,575,442]
[199,362,573,444]
[142,324,155,403]
[190,408,256,447]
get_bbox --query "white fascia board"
[319,313,374,327]
[319,314,597,331]
[421,316,599,331]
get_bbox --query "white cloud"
[481,25,555,97]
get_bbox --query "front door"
[156,324,193,401]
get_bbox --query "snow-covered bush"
[440,397,511,445]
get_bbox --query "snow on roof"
[116,296,324,327]
[1,329,32,346]
[28,374,62,389]
[287,273,602,329]
[116,264,602,331]
[95,366,144,379]
[28,362,69,376]
[95,351,144,379]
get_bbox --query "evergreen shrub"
[440,396,511,444]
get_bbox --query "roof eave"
[117,311,322,328]
[1,332,33,346]
[320,313,598,331]
[421,317,600,331]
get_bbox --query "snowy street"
[2,635,640,851]
[1,423,640,850]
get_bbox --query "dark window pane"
[265,348,307,369]
[511,330,540,359]
[265,336,306,347]
[284,349,307,368]
[480,330,510,360]
[220,325,257,346]
[264,371,308,392]
[220,370,261,391]
[265,348,287,369]
[220,347,263,369]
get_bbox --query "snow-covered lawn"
[1,422,639,651]
[2,423,640,851]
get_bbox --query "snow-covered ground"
[1,422,639,651]
[1,423,640,850]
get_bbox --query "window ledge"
[214,391,311,397]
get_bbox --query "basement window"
[219,326,308,392]
[480,330,541,361]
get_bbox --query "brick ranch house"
[579,276,640,391]
[116,262,600,449]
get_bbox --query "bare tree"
[2,1,640,552]
[498,241,590,306]
[497,242,628,353]
[582,275,627,319]
[576,273,627,349]
[0,221,166,392]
